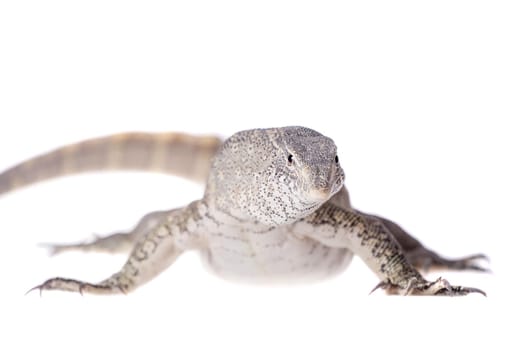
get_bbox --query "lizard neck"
[202,192,274,229]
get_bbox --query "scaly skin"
[0,131,222,195]
[1,127,486,296]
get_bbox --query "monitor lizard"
[0,126,487,296]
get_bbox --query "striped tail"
[0,132,223,196]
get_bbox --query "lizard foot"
[406,247,490,273]
[39,232,135,256]
[370,277,486,296]
[26,277,127,296]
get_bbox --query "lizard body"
[0,126,486,295]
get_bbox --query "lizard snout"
[306,169,335,202]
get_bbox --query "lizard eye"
[287,154,294,164]
[335,155,339,164]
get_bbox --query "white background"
[0,1,523,349]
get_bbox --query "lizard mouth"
[304,180,343,203]
[306,188,332,202]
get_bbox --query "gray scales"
[0,127,487,296]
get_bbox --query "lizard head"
[206,126,345,226]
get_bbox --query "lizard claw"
[24,277,118,296]
[370,277,486,296]
[25,277,87,296]
[25,276,128,296]
[434,284,486,296]
[414,277,486,296]
[25,284,44,297]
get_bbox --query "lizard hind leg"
[405,247,489,273]
[40,232,137,256]
[40,210,171,256]
[374,216,489,273]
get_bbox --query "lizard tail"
[0,132,222,196]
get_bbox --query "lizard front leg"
[41,210,173,256]
[296,203,485,296]
[330,187,488,273]
[28,203,203,295]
